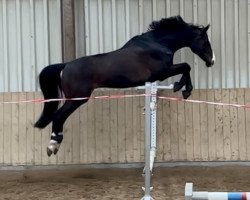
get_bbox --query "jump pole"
[137,82,173,200]
[185,182,250,200]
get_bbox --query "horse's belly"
[104,75,146,88]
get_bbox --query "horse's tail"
[34,63,66,129]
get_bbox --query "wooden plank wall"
[0,89,250,166]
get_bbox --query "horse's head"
[190,25,215,67]
[147,16,215,67]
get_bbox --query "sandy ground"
[0,165,250,200]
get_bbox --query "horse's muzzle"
[206,51,215,67]
[206,60,214,67]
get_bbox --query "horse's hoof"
[174,82,182,92]
[182,91,191,99]
[47,140,61,156]
[47,147,53,157]
[53,148,59,155]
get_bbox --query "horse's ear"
[201,24,210,35]
[176,15,184,23]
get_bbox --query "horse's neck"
[124,30,195,53]
[155,30,194,53]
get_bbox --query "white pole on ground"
[185,182,250,200]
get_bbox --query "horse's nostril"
[206,61,214,67]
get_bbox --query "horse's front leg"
[168,63,193,99]
[174,72,193,99]
[47,100,86,156]
[174,73,193,99]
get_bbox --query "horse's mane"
[148,15,203,32]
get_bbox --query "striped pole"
[185,183,250,200]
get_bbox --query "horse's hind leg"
[47,99,87,156]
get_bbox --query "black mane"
[148,15,203,32]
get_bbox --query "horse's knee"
[173,81,184,92]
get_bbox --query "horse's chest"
[147,60,172,82]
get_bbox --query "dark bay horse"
[35,16,215,156]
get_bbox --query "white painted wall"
[1,0,249,91]
[0,0,62,92]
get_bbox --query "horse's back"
[61,38,172,90]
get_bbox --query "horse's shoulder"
[144,44,172,56]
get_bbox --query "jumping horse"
[35,16,215,156]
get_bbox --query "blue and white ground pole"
[185,182,250,200]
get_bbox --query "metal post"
[141,82,154,200]
[139,82,174,200]
[150,82,157,172]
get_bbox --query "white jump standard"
[138,82,174,200]
[185,182,250,200]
